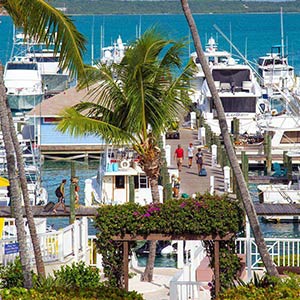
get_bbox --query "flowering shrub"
[94,193,244,291]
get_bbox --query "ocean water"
[1,13,300,73]
[1,13,300,240]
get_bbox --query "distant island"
[49,0,300,15]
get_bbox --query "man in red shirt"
[174,144,184,172]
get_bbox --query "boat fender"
[120,160,130,169]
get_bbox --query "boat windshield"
[7,63,38,70]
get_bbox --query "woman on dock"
[195,148,204,175]
[187,142,194,168]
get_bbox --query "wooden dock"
[167,128,225,196]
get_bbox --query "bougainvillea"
[94,193,245,294]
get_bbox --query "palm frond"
[5,0,86,79]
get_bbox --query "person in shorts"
[53,179,67,213]
[174,144,184,172]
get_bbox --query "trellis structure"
[112,232,234,297]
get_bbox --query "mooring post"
[264,132,272,175]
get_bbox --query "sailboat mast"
[280,7,284,58]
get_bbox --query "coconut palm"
[58,27,195,282]
[180,0,279,277]
[0,0,86,287]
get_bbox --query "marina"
[2,10,300,300]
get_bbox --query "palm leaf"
[5,0,86,78]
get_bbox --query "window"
[115,176,125,189]
[280,131,300,144]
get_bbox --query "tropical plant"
[58,27,195,282]
[180,0,279,277]
[94,194,245,293]
[0,0,86,288]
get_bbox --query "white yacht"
[189,36,232,105]
[4,57,44,112]
[257,45,295,91]
[100,35,128,65]
[200,57,265,135]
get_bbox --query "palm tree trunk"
[0,65,33,288]
[180,0,279,277]
[6,98,45,277]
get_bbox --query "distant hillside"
[49,0,300,15]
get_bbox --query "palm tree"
[0,0,86,287]
[180,0,279,277]
[58,27,195,282]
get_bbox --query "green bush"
[0,261,143,299]
[0,257,30,288]
[217,274,300,300]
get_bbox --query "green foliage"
[53,261,101,291]
[0,261,143,300]
[0,257,29,288]
[94,193,245,291]
[217,274,300,300]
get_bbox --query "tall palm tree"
[58,28,195,282]
[0,0,86,286]
[180,0,279,277]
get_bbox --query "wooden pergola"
[111,232,234,297]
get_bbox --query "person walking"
[174,144,184,172]
[195,148,204,175]
[53,179,67,213]
[187,142,194,168]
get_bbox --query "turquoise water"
[1,13,300,73]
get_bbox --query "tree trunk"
[180,0,279,277]
[6,98,45,277]
[0,65,33,288]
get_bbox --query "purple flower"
[143,213,151,218]
[180,202,186,208]
[133,211,139,216]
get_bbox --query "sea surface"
[2,13,300,265]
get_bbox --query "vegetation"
[217,273,300,299]
[0,0,86,288]
[48,0,300,15]
[94,194,245,295]
[0,259,142,300]
[58,27,195,281]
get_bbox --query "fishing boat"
[257,45,295,91]
[85,148,158,206]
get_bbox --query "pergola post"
[214,240,220,296]
[123,241,129,291]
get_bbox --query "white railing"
[0,218,89,266]
[236,237,300,268]
[170,241,210,300]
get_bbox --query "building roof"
[27,85,94,117]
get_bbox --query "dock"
[167,128,225,196]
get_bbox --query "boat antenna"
[91,15,94,65]
[245,37,248,61]
[280,7,285,58]
[229,22,232,55]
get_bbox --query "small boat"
[85,148,159,206]
[135,241,170,256]
[257,180,300,223]
[100,35,128,65]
